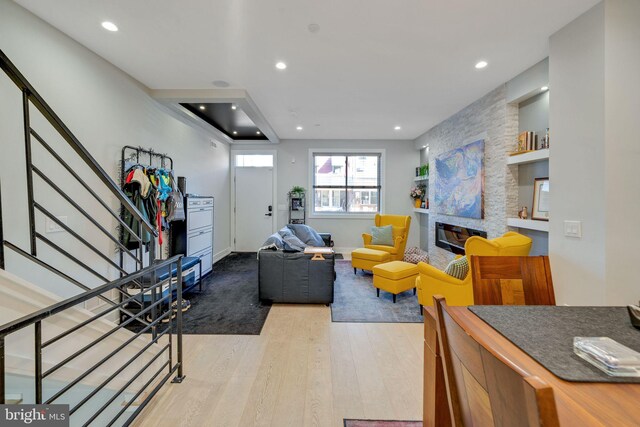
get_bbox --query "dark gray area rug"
[128,252,271,335]
[178,252,270,335]
[331,260,423,323]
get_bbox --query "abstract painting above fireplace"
[434,139,485,219]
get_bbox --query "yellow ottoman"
[351,248,391,273]
[372,261,419,303]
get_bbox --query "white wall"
[232,139,420,252]
[550,2,606,305]
[550,0,639,305]
[604,0,640,305]
[0,0,231,297]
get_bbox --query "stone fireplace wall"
[414,84,519,269]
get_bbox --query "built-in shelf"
[507,218,549,232]
[414,175,429,181]
[413,208,430,214]
[507,148,549,166]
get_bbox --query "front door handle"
[265,213,272,216]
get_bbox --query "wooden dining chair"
[469,256,556,306]
[433,295,560,427]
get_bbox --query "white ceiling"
[15,0,599,140]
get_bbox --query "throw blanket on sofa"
[260,224,326,253]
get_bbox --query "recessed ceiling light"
[101,21,118,32]
[212,80,230,88]
[231,105,237,110]
[256,131,261,135]
[541,86,549,91]
[275,62,287,70]
[296,126,303,131]
[394,126,402,131]
[232,131,238,135]
[102,21,118,31]
[475,60,488,69]
[199,105,206,110]
[308,23,321,34]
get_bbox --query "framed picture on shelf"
[291,198,303,210]
[532,177,550,221]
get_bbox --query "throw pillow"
[444,256,469,280]
[371,225,394,246]
[403,247,429,264]
[282,234,308,252]
[286,224,325,247]
[278,226,295,239]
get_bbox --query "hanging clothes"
[122,165,158,250]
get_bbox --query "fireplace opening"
[435,222,487,255]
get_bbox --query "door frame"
[230,149,278,251]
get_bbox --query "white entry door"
[235,166,274,251]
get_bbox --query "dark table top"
[468,305,640,383]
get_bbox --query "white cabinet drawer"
[192,249,212,275]
[188,229,212,255]
[188,198,213,208]
[187,207,213,232]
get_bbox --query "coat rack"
[119,146,175,269]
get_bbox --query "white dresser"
[170,196,214,275]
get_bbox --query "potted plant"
[410,184,426,208]
[289,185,306,197]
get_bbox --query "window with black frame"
[312,153,381,214]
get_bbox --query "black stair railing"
[0,256,185,426]
[0,49,185,425]
[0,48,156,275]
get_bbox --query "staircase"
[0,49,185,426]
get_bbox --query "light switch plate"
[564,220,582,238]
[46,216,68,233]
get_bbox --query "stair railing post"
[0,336,5,404]
[172,256,184,383]
[34,321,42,404]
[22,90,37,256]
[149,238,157,339]
[0,179,4,270]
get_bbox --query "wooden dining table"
[423,306,640,427]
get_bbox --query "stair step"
[6,393,23,404]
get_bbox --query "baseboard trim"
[213,247,232,264]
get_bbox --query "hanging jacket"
[122,169,158,250]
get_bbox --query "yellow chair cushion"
[365,244,399,254]
[352,248,391,262]
[373,261,419,280]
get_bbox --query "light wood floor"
[133,304,424,427]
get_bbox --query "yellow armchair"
[362,214,411,261]
[416,232,532,309]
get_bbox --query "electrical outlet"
[564,220,582,238]
[45,216,68,233]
